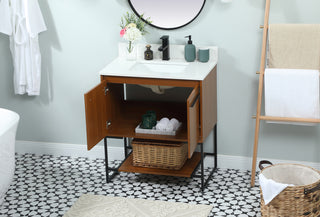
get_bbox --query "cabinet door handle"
[106,121,111,129]
[104,87,109,95]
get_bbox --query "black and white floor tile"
[0,154,261,217]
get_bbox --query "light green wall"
[0,0,320,162]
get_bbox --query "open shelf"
[107,100,189,141]
[107,119,188,142]
[118,152,201,178]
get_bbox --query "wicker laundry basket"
[132,139,187,170]
[259,160,320,217]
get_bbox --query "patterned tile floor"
[0,154,261,217]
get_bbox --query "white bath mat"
[63,194,213,217]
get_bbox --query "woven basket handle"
[259,160,273,170]
[304,183,320,195]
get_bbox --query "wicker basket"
[259,161,320,217]
[132,139,187,170]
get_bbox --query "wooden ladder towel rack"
[250,0,320,187]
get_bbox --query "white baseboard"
[16,140,320,171]
[16,139,124,161]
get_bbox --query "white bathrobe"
[0,0,47,96]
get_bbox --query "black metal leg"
[193,124,218,192]
[103,136,133,183]
[104,137,109,183]
[124,137,128,157]
[214,124,217,168]
[200,143,204,191]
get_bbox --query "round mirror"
[128,0,206,30]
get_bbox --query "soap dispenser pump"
[184,35,196,62]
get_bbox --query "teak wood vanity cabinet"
[84,65,217,189]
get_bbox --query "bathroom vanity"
[84,44,218,191]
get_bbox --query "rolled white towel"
[156,122,166,131]
[156,118,169,130]
[165,118,180,131]
[165,122,174,132]
[159,117,169,124]
[170,118,179,131]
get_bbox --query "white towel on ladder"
[264,68,320,125]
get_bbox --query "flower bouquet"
[120,12,151,59]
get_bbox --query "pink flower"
[120,28,126,37]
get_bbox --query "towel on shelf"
[259,173,293,205]
[264,68,320,124]
[156,118,180,132]
[166,118,180,131]
[267,24,320,70]
[156,117,169,131]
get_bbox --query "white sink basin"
[131,61,189,73]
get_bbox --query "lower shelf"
[118,152,201,178]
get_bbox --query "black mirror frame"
[128,0,206,30]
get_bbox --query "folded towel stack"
[156,118,180,132]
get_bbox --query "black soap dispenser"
[184,35,196,62]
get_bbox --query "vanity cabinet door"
[187,85,200,158]
[84,80,109,150]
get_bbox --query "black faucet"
[158,35,170,60]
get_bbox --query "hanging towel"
[267,24,320,70]
[259,173,293,205]
[264,68,320,124]
[0,0,47,96]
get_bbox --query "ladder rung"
[252,115,320,123]
[255,71,320,77]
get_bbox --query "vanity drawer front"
[187,85,200,158]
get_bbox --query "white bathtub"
[0,108,19,206]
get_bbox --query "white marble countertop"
[99,43,218,81]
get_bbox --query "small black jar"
[144,45,153,60]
